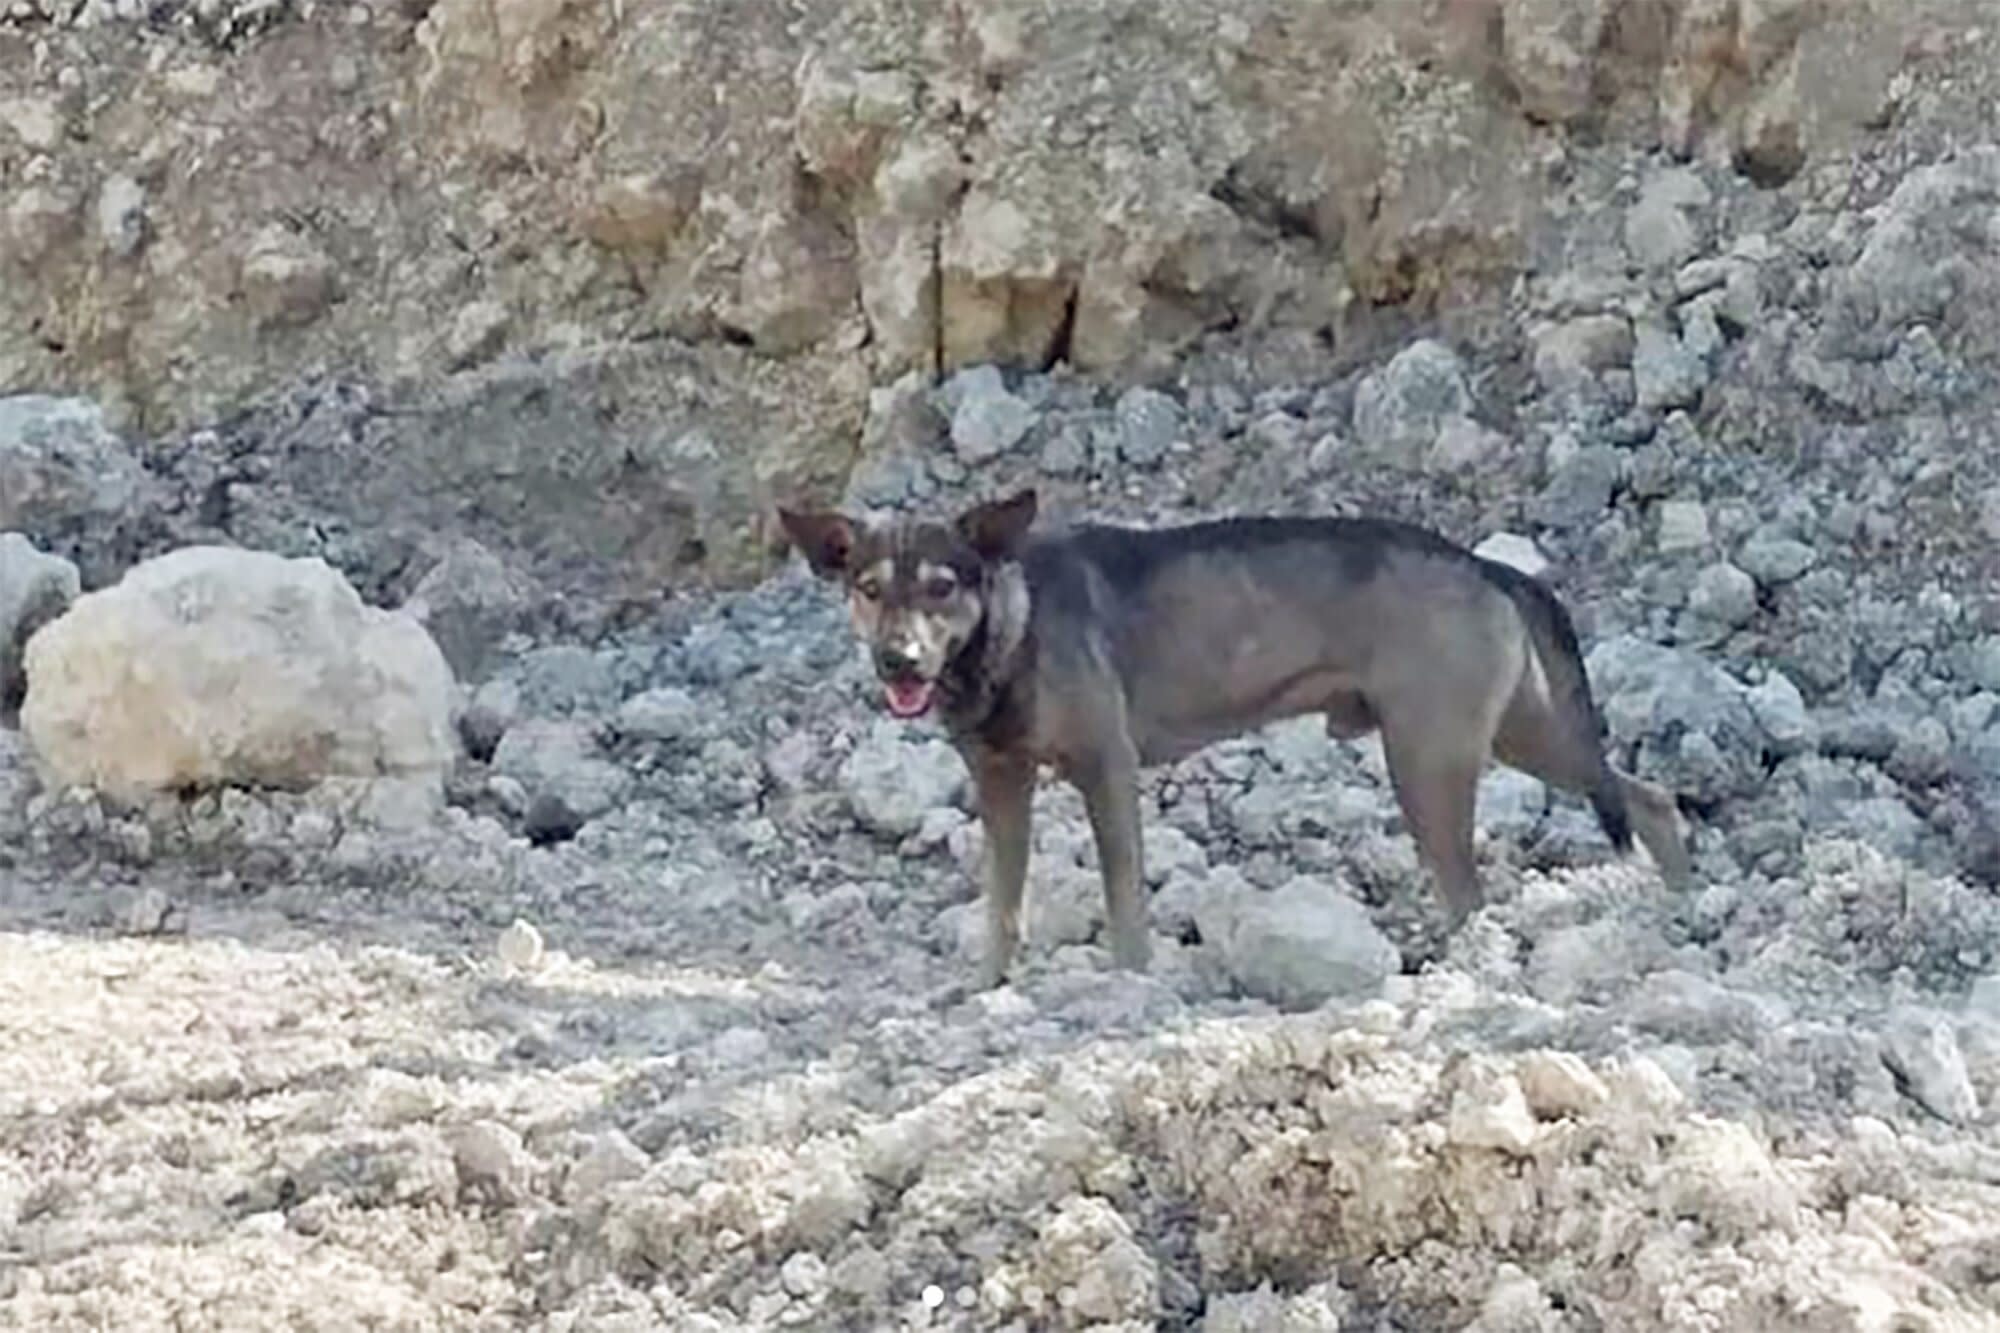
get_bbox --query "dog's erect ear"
[776,506,856,580]
[956,488,1038,560]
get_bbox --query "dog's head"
[776,489,1038,719]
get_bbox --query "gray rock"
[96,173,146,258]
[1968,975,2000,1022]
[1882,1007,1980,1125]
[1678,295,1726,362]
[1624,168,1711,270]
[491,718,630,826]
[517,645,621,716]
[1535,446,1621,528]
[1352,339,1474,460]
[1886,717,1952,787]
[615,686,701,744]
[1039,424,1089,476]
[1531,315,1634,389]
[1198,873,1399,1011]
[1686,562,1758,628]
[1632,321,1708,411]
[449,1119,535,1200]
[1472,532,1550,579]
[1586,635,1769,800]
[1655,499,1711,553]
[947,366,1035,464]
[1113,386,1182,466]
[0,396,149,582]
[1745,670,1816,757]
[1737,533,1818,586]
[1961,636,2000,693]
[839,719,966,838]
[0,532,79,711]
[401,538,532,681]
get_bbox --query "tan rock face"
[0,0,1917,584]
[20,546,456,802]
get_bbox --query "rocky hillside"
[1,0,1973,594]
[4,0,2000,1329]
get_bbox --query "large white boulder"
[21,545,456,801]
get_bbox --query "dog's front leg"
[970,753,1035,989]
[1074,741,1152,974]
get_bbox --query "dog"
[778,488,1693,989]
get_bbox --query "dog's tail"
[1479,560,1634,854]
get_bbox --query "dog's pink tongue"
[885,680,934,717]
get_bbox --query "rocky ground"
[7,4,2000,1332]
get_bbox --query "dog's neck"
[938,560,1031,738]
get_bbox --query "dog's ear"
[957,488,1038,560]
[776,505,856,580]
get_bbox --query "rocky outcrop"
[0,0,1931,588]
[20,545,455,801]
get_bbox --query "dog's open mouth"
[883,678,936,718]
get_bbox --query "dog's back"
[1016,512,1637,853]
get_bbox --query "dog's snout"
[874,642,921,679]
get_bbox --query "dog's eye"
[855,578,883,601]
[923,575,957,600]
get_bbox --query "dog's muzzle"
[873,644,936,718]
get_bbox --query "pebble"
[497,918,546,971]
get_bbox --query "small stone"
[0,532,80,712]
[1198,873,1400,1010]
[830,1245,891,1302]
[1531,314,1633,388]
[947,365,1034,464]
[497,918,545,970]
[1536,446,1621,528]
[1886,717,1951,786]
[241,223,336,330]
[448,1119,534,1198]
[839,719,966,838]
[1745,670,1815,755]
[1352,339,1474,461]
[1656,499,1711,553]
[1113,386,1181,465]
[1881,1007,1980,1125]
[401,537,531,681]
[0,94,62,151]
[95,173,146,258]
[1960,636,2000,693]
[1967,975,2000,1021]
[616,687,701,743]
[1687,562,1757,627]
[780,1251,830,1300]
[563,1129,648,1203]
[1517,1051,1611,1119]
[117,885,175,935]
[447,300,509,369]
[1737,534,1818,585]
[1632,322,1708,411]
[522,791,586,845]
[492,719,628,827]
[1447,1073,1541,1154]
[1472,532,1550,579]
[1624,168,1711,270]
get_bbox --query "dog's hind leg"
[1071,737,1152,974]
[1491,689,1693,890]
[970,752,1036,989]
